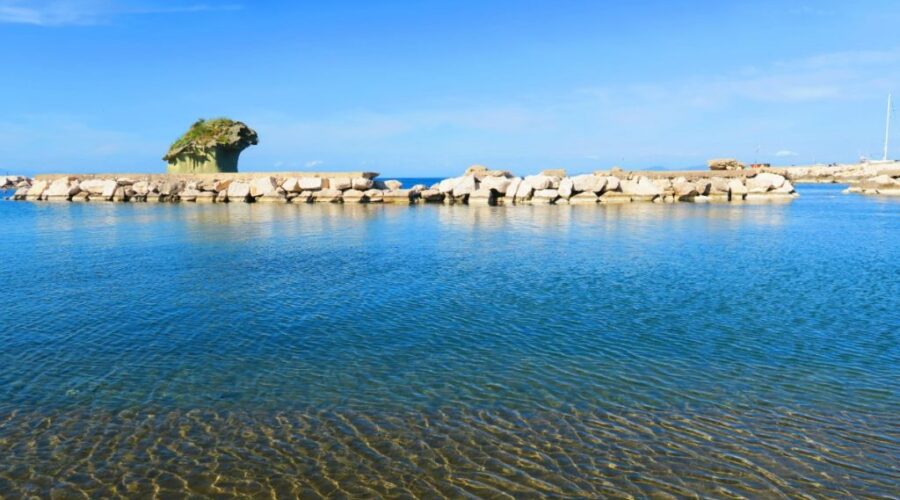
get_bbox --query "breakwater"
[5,167,801,205]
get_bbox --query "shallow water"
[0,184,898,497]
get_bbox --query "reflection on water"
[0,185,898,496]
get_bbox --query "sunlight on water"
[0,185,897,496]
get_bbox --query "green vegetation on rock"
[164,118,258,174]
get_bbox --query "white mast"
[883,93,892,161]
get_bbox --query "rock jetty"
[1,175,32,191]
[10,166,800,205]
[773,161,900,184]
[843,169,900,197]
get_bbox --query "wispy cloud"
[775,150,799,157]
[0,0,240,26]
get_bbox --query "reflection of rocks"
[15,168,804,207]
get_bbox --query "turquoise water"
[0,184,897,497]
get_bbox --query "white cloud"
[0,0,240,26]
[305,160,324,168]
[775,150,799,157]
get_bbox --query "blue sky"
[2,0,899,177]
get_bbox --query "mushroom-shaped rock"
[163,118,258,174]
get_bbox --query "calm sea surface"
[0,183,897,497]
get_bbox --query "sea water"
[0,184,897,497]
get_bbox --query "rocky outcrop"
[708,158,745,171]
[843,170,900,197]
[163,118,259,174]
[1,175,32,192]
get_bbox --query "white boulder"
[298,177,325,191]
[480,176,512,194]
[227,181,252,201]
[558,178,574,199]
[250,177,278,197]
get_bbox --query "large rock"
[708,158,745,171]
[25,180,48,200]
[45,178,76,199]
[180,188,201,201]
[312,188,343,203]
[532,189,559,204]
[515,181,534,201]
[281,178,300,193]
[419,189,445,203]
[298,177,325,191]
[464,164,489,177]
[342,189,368,203]
[364,189,384,203]
[709,177,731,195]
[772,180,796,194]
[524,175,552,190]
[250,177,278,197]
[480,176,512,194]
[157,180,182,196]
[558,178,575,199]
[541,169,567,178]
[673,181,699,199]
[256,191,288,203]
[619,177,662,197]
[468,188,497,205]
[78,179,107,195]
[227,181,252,201]
[383,180,403,191]
[329,177,352,191]
[438,176,463,194]
[572,174,602,193]
[452,175,478,197]
[164,118,258,174]
[101,180,119,199]
[605,176,621,192]
[352,177,374,190]
[746,172,786,193]
[727,179,748,201]
[568,192,598,204]
[504,177,522,202]
[382,189,415,204]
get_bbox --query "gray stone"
[227,181,252,201]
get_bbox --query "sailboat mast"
[884,93,892,161]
